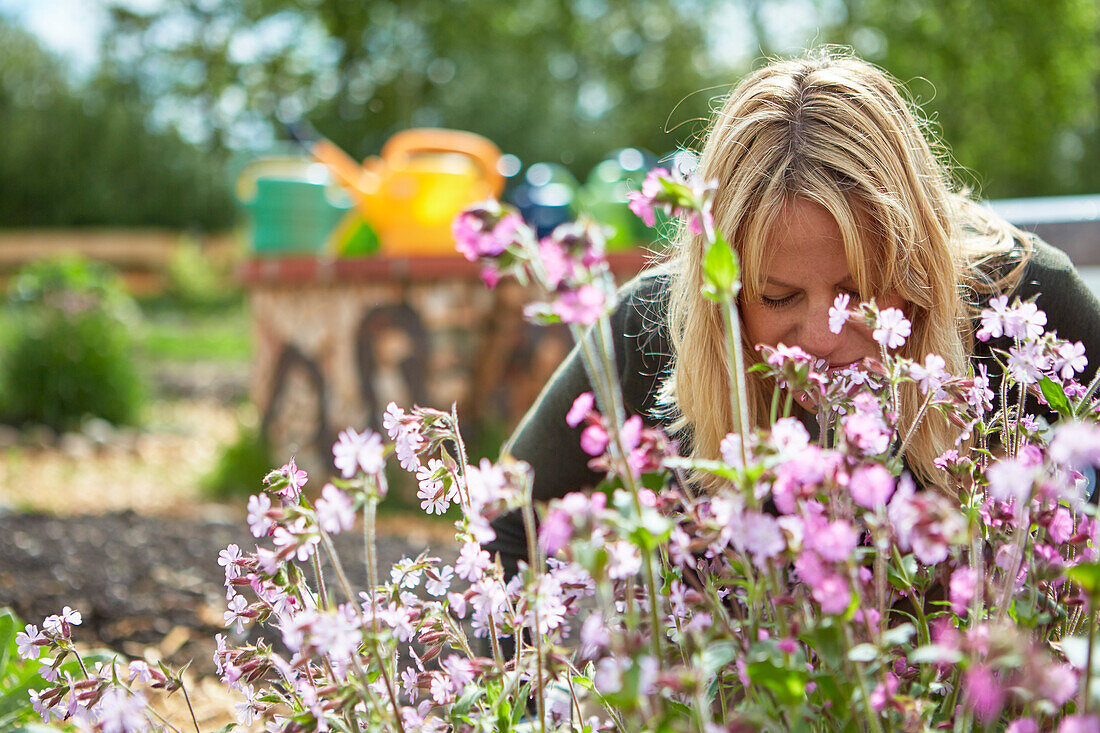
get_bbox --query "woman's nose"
[796,302,843,360]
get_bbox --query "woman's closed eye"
[760,293,797,309]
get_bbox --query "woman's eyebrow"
[764,275,855,289]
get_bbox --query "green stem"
[719,296,751,471]
[521,496,547,733]
[893,391,934,461]
[180,681,201,733]
[1085,596,1096,712]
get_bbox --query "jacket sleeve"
[482,271,671,577]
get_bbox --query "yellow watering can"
[313,129,505,256]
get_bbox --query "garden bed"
[0,509,456,678]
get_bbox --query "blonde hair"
[657,48,1030,488]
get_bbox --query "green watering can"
[237,162,359,256]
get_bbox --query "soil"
[0,509,457,678]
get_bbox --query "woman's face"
[740,198,906,367]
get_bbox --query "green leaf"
[1067,562,1100,598]
[451,686,485,719]
[699,641,738,678]
[887,553,919,591]
[847,643,878,662]
[746,659,808,705]
[880,623,917,647]
[701,235,739,301]
[571,675,595,691]
[909,644,962,664]
[1040,376,1072,416]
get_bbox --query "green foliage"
[134,296,250,365]
[823,0,1100,197]
[0,19,234,229]
[100,0,722,178]
[164,239,239,309]
[0,256,145,430]
[203,421,274,500]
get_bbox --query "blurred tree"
[100,0,726,176]
[822,0,1100,197]
[0,20,235,228]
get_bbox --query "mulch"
[0,510,457,677]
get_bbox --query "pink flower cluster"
[625,166,717,238]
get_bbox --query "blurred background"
[0,0,1098,511]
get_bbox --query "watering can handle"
[312,139,368,192]
[381,128,505,196]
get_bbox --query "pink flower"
[453,208,525,261]
[626,168,669,228]
[770,417,810,458]
[811,572,850,614]
[842,411,891,455]
[964,664,1006,723]
[553,283,607,325]
[539,506,573,555]
[949,566,979,615]
[416,458,455,515]
[266,458,307,501]
[246,493,275,537]
[888,476,963,565]
[828,293,852,334]
[538,237,573,289]
[1006,720,1040,733]
[580,422,609,456]
[986,458,1036,503]
[1048,506,1075,544]
[94,688,148,733]
[606,541,642,579]
[1013,301,1048,340]
[873,307,911,350]
[455,542,491,582]
[1053,340,1088,380]
[15,624,44,660]
[1040,663,1078,707]
[566,392,594,427]
[807,520,858,563]
[384,402,425,471]
[316,483,356,534]
[870,672,899,712]
[740,512,786,564]
[977,295,1012,341]
[909,353,948,397]
[224,595,251,634]
[1050,422,1100,469]
[849,464,895,509]
[1059,715,1100,733]
[1007,341,1049,384]
[218,544,243,581]
[332,428,384,478]
[720,432,746,467]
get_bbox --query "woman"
[485,49,1100,576]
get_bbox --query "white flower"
[828,292,851,334]
[606,541,642,579]
[872,307,911,350]
[909,354,948,397]
[425,566,454,597]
